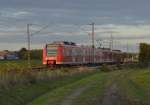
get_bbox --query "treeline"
[18,48,42,60]
[139,43,150,62]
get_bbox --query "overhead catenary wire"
[30,25,49,36]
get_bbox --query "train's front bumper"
[46,57,56,65]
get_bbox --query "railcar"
[43,41,123,66]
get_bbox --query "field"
[0,60,43,70]
[0,62,150,105]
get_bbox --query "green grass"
[27,68,150,105]
[0,71,97,105]
[0,64,150,105]
[0,60,100,105]
[0,60,43,71]
[72,74,107,105]
[27,71,106,105]
[0,59,44,90]
[72,70,123,105]
[118,69,150,104]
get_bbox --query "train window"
[72,49,76,56]
[47,47,57,56]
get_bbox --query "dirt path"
[61,87,86,105]
[101,84,123,105]
[101,83,139,105]
[60,84,127,105]
[60,84,123,105]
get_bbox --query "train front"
[43,44,62,66]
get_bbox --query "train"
[43,41,123,66]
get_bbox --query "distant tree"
[18,48,28,59]
[139,43,150,62]
[148,47,150,61]
[18,48,42,60]
[3,50,9,52]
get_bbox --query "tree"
[139,43,150,62]
[18,48,28,59]
[18,48,42,60]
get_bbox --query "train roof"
[97,48,121,52]
[46,41,122,52]
[49,41,76,46]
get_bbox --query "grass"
[0,60,43,71]
[0,59,101,105]
[0,70,97,105]
[72,70,123,105]
[0,60,99,105]
[118,69,150,104]
[27,68,150,105]
[0,60,45,90]
[0,61,150,105]
[0,60,44,88]
[72,74,107,105]
[27,71,105,105]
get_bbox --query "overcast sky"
[0,0,150,52]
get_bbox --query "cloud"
[0,0,150,52]
[0,23,150,44]
[94,24,150,36]
[0,8,32,19]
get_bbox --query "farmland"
[0,62,150,105]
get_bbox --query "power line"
[96,39,103,48]
[30,25,49,36]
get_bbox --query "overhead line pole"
[27,24,32,69]
[89,22,95,63]
[27,24,49,69]
[91,23,95,48]
[110,32,113,50]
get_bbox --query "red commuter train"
[43,41,123,66]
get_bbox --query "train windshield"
[47,46,57,56]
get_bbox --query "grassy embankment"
[0,60,150,105]
[0,62,97,105]
[0,71,97,105]
[27,68,150,105]
[27,71,107,105]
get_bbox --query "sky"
[0,0,150,52]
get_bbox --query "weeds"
[100,64,111,72]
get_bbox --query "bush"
[62,68,70,73]
[116,63,122,70]
[101,64,111,72]
[136,62,149,68]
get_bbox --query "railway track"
[30,65,99,72]
[30,62,139,72]
[31,66,48,71]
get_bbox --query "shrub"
[101,64,111,72]
[116,63,122,70]
[62,68,70,73]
